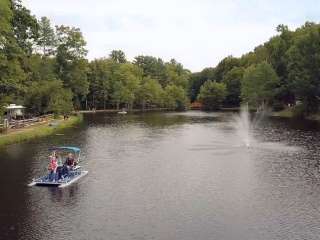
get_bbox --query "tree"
[165,59,190,89]
[37,17,56,56]
[0,0,12,47]
[88,59,111,109]
[109,50,126,63]
[164,85,188,110]
[47,87,74,116]
[222,67,244,107]
[11,0,39,55]
[133,55,167,86]
[197,81,227,110]
[214,56,240,82]
[137,77,163,110]
[241,62,279,107]
[188,68,215,102]
[110,63,142,109]
[55,25,88,108]
[287,24,320,113]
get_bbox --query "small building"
[5,104,25,121]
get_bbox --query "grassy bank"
[0,115,83,147]
[271,108,320,121]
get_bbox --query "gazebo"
[5,104,25,121]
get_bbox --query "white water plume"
[233,104,253,148]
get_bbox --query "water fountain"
[233,104,253,148]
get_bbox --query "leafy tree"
[188,67,215,102]
[137,77,163,110]
[222,67,244,107]
[55,25,88,108]
[0,58,26,104]
[110,63,142,109]
[10,0,39,55]
[109,50,126,63]
[88,58,112,109]
[241,62,279,106]
[0,0,12,45]
[47,87,74,116]
[197,81,227,110]
[133,55,167,86]
[164,85,188,110]
[37,17,56,56]
[287,24,320,113]
[214,56,240,82]
[165,59,190,89]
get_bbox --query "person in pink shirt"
[48,152,58,181]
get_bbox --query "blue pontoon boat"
[28,146,88,188]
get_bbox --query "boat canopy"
[49,146,81,153]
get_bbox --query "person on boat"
[48,153,58,181]
[65,153,75,167]
[56,158,63,181]
[62,153,76,177]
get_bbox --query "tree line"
[2,0,320,117]
[0,0,190,117]
[190,23,320,116]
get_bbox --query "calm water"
[1,111,320,240]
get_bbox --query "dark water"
[1,111,320,240]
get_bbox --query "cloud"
[23,0,320,71]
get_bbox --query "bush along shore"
[0,115,83,147]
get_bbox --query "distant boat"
[118,108,127,114]
[28,146,88,188]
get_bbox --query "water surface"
[1,111,320,240]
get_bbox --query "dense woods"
[190,23,320,116]
[0,0,190,117]
[2,0,320,117]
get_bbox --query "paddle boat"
[28,146,88,188]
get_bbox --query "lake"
[1,111,320,240]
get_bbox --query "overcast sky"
[23,0,320,72]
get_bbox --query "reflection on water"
[1,111,320,240]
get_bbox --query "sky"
[22,0,320,72]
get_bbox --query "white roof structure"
[5,104,25,110]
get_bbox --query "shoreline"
[79,108,172,113]
[0,115,83,147]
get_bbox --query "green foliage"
[37,17,56,56]
[0,115,82,146]
[137,77,163,109]
[111,63,142,109]
[87,59,111,109]
[197,81,227,110]
[222,67,244,106]
[188,68,215,102]
[109,50,126,63]
[287,23,320,113]
[164,85,188,110]
[11,0,39,55]
[5,1,320,118]
[47,87,74,115]
[214,56,240,82]
[241,62,279,106]
[0,0,12,37]
[133,55,168,86]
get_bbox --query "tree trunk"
[142,100,146,111]
[103,93,106,110]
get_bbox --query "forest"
[190,23,320,116]
[1,0,320,117]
